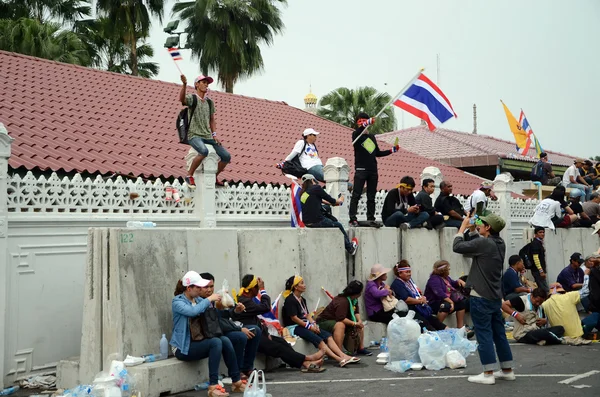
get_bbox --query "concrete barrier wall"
[401,229,441,288]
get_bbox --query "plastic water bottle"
[126,221,156,228]
[380,337,388,353]
[194,382,209,391]
[142,354,159,362]
[160,334,169,359]
[0,386,19,396]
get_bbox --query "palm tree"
[317,87,397,134]
[0,0,91,23]
[0,18,91,65]
[96,0,164,76]
[172,0,286,93]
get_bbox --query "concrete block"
[439,228,471,281]
[364,321,387,343]
[127,358,208,397]
[56,357,80,389]
[581,228,600,256]
[186,229,239,283]
[401,229,441,289]
[543,229,567,281]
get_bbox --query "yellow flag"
[501,101,527,151]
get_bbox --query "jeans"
[384,211,429,228]
[225,325,262,373]
[470,296,513,371]
[307,217,353,252]
[532,269,549,292]
[293,325,333,348]
[582,312,600,334]
[349,170,378,221]
[308,165,325,182]
[567,183,591,202]
[444,218,463,228]
[189,137,231,163]
[174,336,240,385]
[518,326,565,345]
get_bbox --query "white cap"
[303,128,320,136]
[181,271,210,287]
[301,174,316,183]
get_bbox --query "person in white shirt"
[464,182,497,216]
[280,128,324,182]
[530,186,578,230]
[562,158,592,202]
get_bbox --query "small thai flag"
[168,47,183,61]
[290,180,304,228]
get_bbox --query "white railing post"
[493,172,514,254]
[324,157,350,227]
[420,166,443,201]
[0,122,13,389]
[190,147,219,228]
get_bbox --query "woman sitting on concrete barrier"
[316,280,372,356]
[364,263,397,324]
[390,261,448,332]
[282,275,360,367]
[232,274,327,373]
[171,271,246,397]
[424,260,469,329]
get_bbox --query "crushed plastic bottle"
[194,382,209,391]
[0,386,19,396]
[126,221,156,228]
[142,354,160,363]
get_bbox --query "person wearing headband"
[381,175,429,230]
[424,260,469,330]
[348,112,399,228]
[171,271,245,397]
[463,181,495,217]
[232,274,326,373]
[281,276,360,367]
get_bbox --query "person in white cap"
[180,74,231,189]
[464,181,497,216]
[171,271,245,397]
[277,128,324,181]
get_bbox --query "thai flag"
[393,73,456,131]
[168,47,183,61]
[254,292,281,320]
[518,110,542,157]
[290,180,304,228]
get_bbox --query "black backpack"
[280,141,317,178]
[519,242,534,269]
[531,160,544,181]
[176,96,214,145]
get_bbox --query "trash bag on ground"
[384,360,412,373]
[387,310,421,363]
[435,327,477,358]
[418,332,449,370]
[445,350,467,369]
[219,279,235,308]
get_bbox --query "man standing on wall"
[348,113,399,227]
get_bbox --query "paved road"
[181,342,600,397]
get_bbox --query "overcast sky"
[150,0,600,158]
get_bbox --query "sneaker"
[216,179,226,187]
[367,220,382,228]
[467,330,475,339]
[467,373,495,385]
[356,348,373,356]
[184,176,196,188]
[349,237,359,255]
[349,219,359,227]
[400,223,411,231]
[493,370,516,381]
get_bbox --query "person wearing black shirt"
[529,227,549,292]
[569,191,594,227]
[415,178,445,229]
[348,112,399,227]
[434,181,465,228]
[300,174,358,255]
[381,176,429,230]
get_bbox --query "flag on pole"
[290,180,304,228]
[168,47,183,61]
[393,73,456,131]
[501,101,528,154]
[518,110,543,157]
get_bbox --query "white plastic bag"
[435,327,477,358]
[219,279,235,308]
[243,370,267,397]
[387,310,421,363]
[384,360,412,373]
[418,332,449,370]
[445,350,467,369]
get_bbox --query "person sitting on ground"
[415,178,445,230]
[277,128,324,182]
[434,181,466,228]
[199,273,260,380]
[180,75,231,188]
[530,185,577,230]
[562,158,592,202]
[232,274,326,373]
[502,255,533,301]
[583,192,600,225]
[532,152,561,186]
[583,255,600,335]
[299,174,358,255]
[392,261,449,332]
[364,264,397,324]
[568,190,594,227]
[171,271,245,397]
[541,288,592,344]
[381,176,429,230]
[557,253,585,292]
[501,288,564,345]
[281,276,360,367]
[316,280,372,356]
[579,255,599,313]
[464,181,497,216]
[424,260,470,329]
[582,160,600,189]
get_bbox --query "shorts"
[317,319,337,333]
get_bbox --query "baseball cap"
[480,181,493,189]
[194,75,214,85]
[570,252,584,263]
[478,213,506,233]
[181,271,210,287]
[301,174,315,183]
[509,255,522,267]
[303,128,320,136]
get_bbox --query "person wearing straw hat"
[364,264,398,324]
[453,213,514,385]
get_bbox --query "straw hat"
[368,264,391,281]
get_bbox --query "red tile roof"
[378,126,576,168]
[0,50,485,195]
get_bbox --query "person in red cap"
[180,74,231,188]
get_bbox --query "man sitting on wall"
[562,158,592,202]
[568,190,594,228]
[532,152,561,186]
[464,181,497,216]
[415,178,445,230]
[381,176,429,230]
[434,181,465,228]
[583,193,600,225]
[582,160,600,189]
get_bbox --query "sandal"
[347,356,360,364]
[231,380,246,393]
[208,385,229,397]
[301,363,326,373]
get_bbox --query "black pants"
[413,312,447,331]
[517,326,565,345]
[368,309,397,324]
[257,333,305,368]
[425,214,445,229]
[349,170,378,222]
[532,269,549,292]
